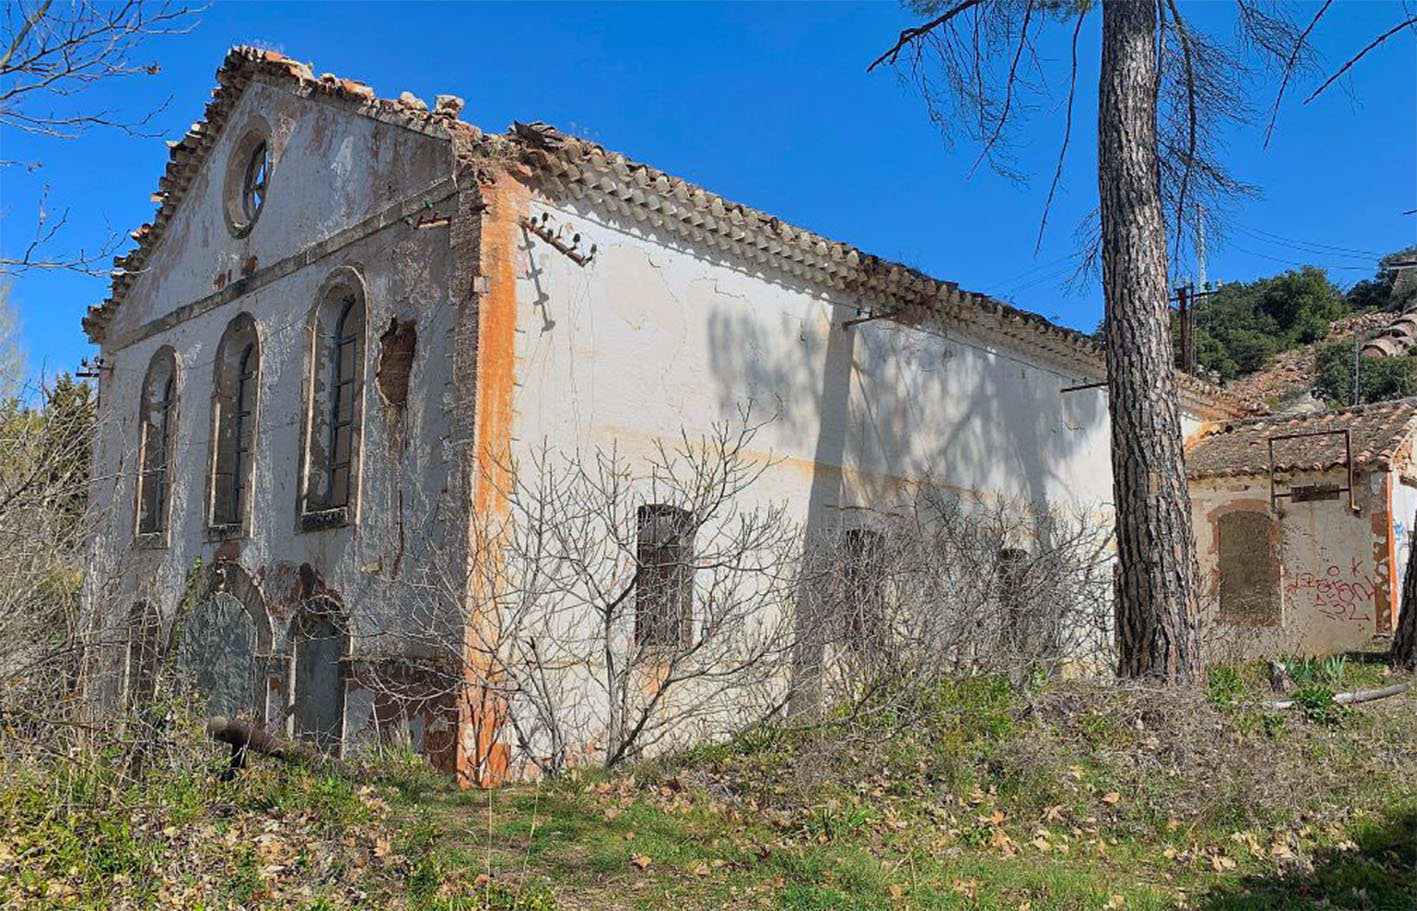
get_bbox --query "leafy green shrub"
[1205,665,1247,712]
[1315,341,1417,406]
[1293,685,1344,725]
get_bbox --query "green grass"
[4,664,1416,910]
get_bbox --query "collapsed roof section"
[84,46,1243,418]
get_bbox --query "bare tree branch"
[1304,14,1417,105]
[867,0,986,72]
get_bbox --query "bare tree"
[869,0,1414,682]
[1,0,198,275]
[798,487,1115,731]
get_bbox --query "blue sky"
[3,1,1414,380]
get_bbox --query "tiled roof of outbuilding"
[83,47,1244,417]
[1185,398,1417,479]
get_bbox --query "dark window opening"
[137,352,176,535]
[211,316,259,530]
[243,141,269,224]
[635,504,695,650]
[327,298,358,509]
[843,528,887,647]
[997,547,1028,649]
[126,601,162,709]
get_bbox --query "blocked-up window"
[291,599,347,753]
[635,505,695,650]
[210,314,260,529]
[136,348,177,535]
[1217,511,1281,627]
[303,285,365,518]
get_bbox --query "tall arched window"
[302,276,365,524]
[136,348,177,536]
[210,314,260,531]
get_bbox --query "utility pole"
[1169,282,1215,374]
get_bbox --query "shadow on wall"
[1190,805,1416,910]
[704,298,1107,535]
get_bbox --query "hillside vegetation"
[1096,248,1417,408]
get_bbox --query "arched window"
[136,348,177,536]
[210,314,260,530]
[302,277,365,523]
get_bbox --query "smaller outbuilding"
[1186,398,1417,658]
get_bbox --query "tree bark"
[1098,0,1203,683]
[1390,517,1417,671]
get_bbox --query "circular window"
[241,141,269,224]
[225,126,272,237]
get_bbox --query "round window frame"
[224,126,273,238]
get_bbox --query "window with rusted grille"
[136,348,176,535]
[210,314,259,530]
[302,283,365,523]
[843,528,887,647]
[635,504,695,650]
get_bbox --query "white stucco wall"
[506,195,1159,526]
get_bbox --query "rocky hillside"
[1223,311,1396,413]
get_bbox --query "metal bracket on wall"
[520,213,597,266]
[1268,428,1357,514]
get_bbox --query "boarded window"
[291,600,346,752]
[842,528,886,647]
[303,286,365,517]
[210,314,259,529]
[635,505,694,650]
[136,348,176,535]
[1217,511,1281,627]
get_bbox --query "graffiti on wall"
[1286,558,1376,623]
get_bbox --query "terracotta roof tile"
[1186,398,1417,479]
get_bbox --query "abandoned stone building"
[1185,399,1417,658]
[81,47,1244,784]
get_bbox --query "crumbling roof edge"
[83,47,1245,419]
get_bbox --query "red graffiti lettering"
[1285,563,1376,623]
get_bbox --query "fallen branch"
[206,715,323,780]
[1254,682,1412,712]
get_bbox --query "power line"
[1232,223,1384,260]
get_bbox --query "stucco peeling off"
[457,175,527,787]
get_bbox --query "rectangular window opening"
[635,504,695,650]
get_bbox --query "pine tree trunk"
[1098,0,1203,683]
[1390,519,1417,670]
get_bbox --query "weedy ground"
[3,655,1414,910]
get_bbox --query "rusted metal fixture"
[520,213,597,266]
[1060,380,1108,394]
[1267,428,1356,513]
